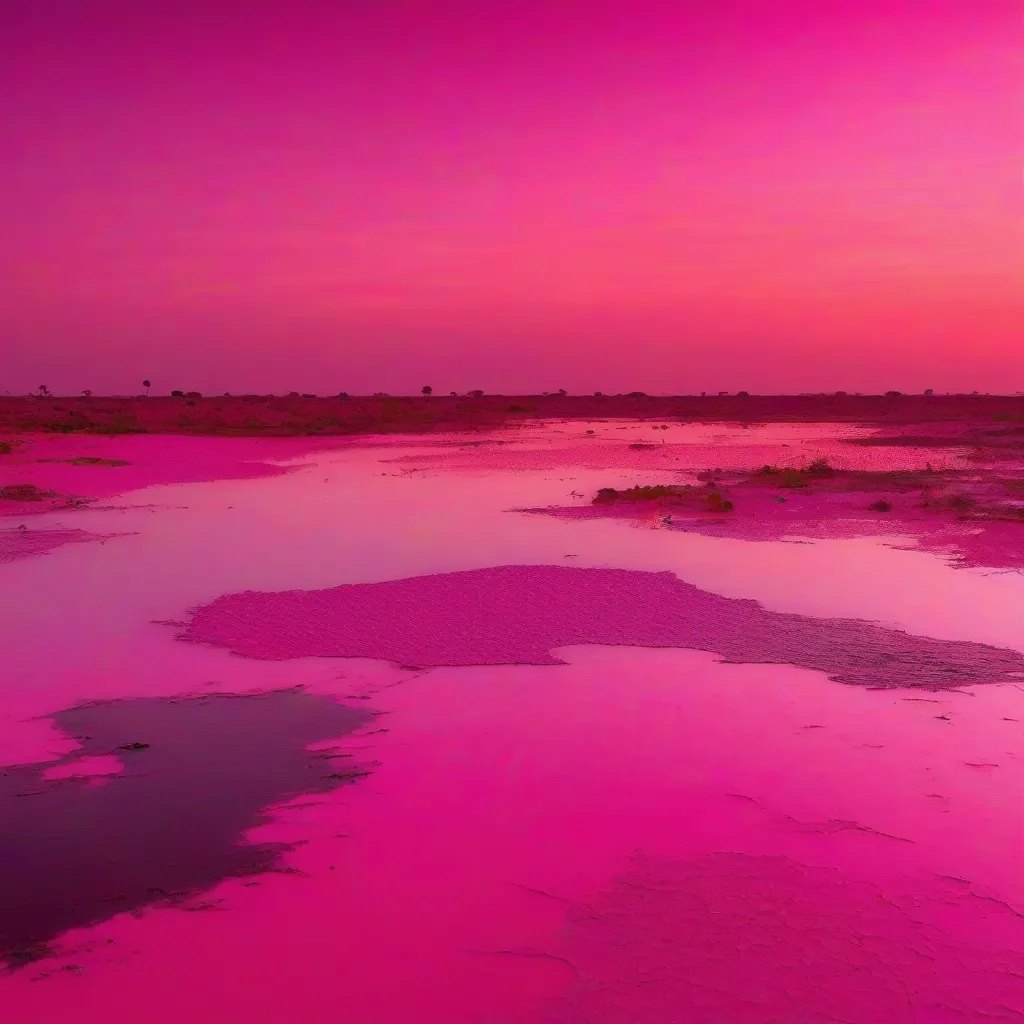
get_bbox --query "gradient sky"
[2,0,1021,396]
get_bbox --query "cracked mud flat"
[1,422,1022,1022]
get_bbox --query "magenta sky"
[2,0,1020,396]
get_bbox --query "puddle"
[0,689,373,967]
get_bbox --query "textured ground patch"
[179,564,1024,689]
[536,851,1024,1023]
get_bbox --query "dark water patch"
[0,687,374,967]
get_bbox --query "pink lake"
[0,423,1022,1022]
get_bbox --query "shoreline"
[2,393,1022,438]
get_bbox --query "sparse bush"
[0,483,55,501]
[804,457,835,478]
[170,390,184,398]
[869,499,893,512]
[0,441,12,455]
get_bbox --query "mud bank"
[523,464,1024,573]
[179,564,1024,689]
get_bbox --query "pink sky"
[2,0,1020,396]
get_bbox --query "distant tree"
[557,388,567,395]
[171,390,184,397]
[923,388,934,396]
[450,391,458,397]
[628,391,646,398]
[421,385,433,396]
[594,391,603,397]
[288,391,300,397]
[81,389,92,398]
[142,379,151,396]
[885,390,902,397]
[718,391,728,397]
[736,390,750,397]
[337,392,349,399]
[37,384,49,397]
[469,389,484,398]
[834,391,847,397]
[701,392,707,397]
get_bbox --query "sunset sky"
[2,0,1020,396]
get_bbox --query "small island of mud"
[527,460,1024,573]
[178,564,1024,690]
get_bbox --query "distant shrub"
[777,469,806,488]
[804,457,835,478]
[0,441,12,455]
[869,499,892,512]
[170,390,184,398]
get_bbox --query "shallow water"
[1,423,1021,1021]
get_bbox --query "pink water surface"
[0,433,349,515]
[1,425,1022,1022]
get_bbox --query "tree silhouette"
[143,379,151,396]
[421,385,433,396]
[37,385,49,398]
[81,389,92,398]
